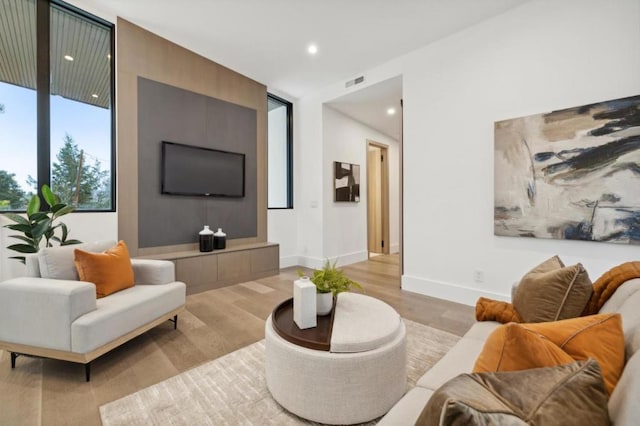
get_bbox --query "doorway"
[367,141,390,256]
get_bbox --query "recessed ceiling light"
[307,44,318,55]
[107,53,111,60]
[91,94,99,98]
[387,108,396,115]
[64,55,74,61]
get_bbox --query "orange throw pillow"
[475,297,522,323]
[524,313,624,396]
[473,323,574,373]
[473,313,624,396]
[74,240,134,298]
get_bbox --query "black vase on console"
[213,228,226,250]
[199,226,214,252]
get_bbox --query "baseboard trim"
[279,255,299,269]
[330,250,368,267]
[297,256,325,269]
[295,251,369,270]
[390,244,400,254]
[401,275,509,306]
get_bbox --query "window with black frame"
[267,93,293,209]
[0,0,115,211]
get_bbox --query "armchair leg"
[85,362,91,382]
[10,352,17,369]
[169,315,178,330]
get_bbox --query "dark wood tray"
[271,297,335,351]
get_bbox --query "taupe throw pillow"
[416,359,610,426]
[513,255,592,322]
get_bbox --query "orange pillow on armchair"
[74,240,134,298]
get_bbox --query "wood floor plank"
[0,255,475,424]
[0,351,42,426]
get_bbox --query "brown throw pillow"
[74,240,135,298]
[416,360,610,426]
[513,255,592,322]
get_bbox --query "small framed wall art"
[334,161,360,202]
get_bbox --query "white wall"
[292,0,640,305]
[0,212,117,280]
[268,208,299,267]
[293,96,326,268]
[322,106,400,264]
[400,0,640,305]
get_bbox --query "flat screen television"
[161,141,245,197]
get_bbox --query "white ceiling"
[327,76,403,141]
[67,0,530,99]
[66,0,530,138]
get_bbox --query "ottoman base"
[265,316,407,425]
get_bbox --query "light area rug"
[100,320,460,425]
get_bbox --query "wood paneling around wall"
[116,18,268,257]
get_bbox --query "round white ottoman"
[265,292,407,425]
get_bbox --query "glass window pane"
[50,4,112,210]
[0,0,37,210]
[268,95,292,208]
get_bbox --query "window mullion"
[36,0,50,208]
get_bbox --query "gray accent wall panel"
[137,77,257,248]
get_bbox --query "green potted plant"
[3,184,82,263]
[299,259,362,315]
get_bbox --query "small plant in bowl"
[303,259,362,295]
[298,259,362,315]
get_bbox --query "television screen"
[161,141,245,197]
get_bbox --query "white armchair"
[0,241,186,381]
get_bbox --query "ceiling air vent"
[345,76,365,88]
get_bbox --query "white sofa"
[0,240,186,381]
[380,278,640,425]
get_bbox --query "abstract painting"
[334,161,360,202]
[494,94,640,244]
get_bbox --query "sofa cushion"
[474,314,624,396]
[609,351,640,425]
[38,240,116,280]
[461,321,501,341]
[71,281,185,353]
[473,322,574,372]
[416,334,489,391]
[377,387,434,426]
[599,278,640,358]
[416,360,610,426]
[74,241,134,298]
[513,256,592,323]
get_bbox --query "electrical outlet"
[473,269,485,283]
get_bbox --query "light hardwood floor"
[0,255,475,425]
